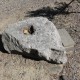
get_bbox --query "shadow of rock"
[26,6,68,21]
[0,34,7,53]
[11,49,43,61]
[11,50,59,64]
[59,75,65,80]
[26,0,80,21]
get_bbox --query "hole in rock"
[29,25,35,34]
[23,25,35,35]
[59,75,65,80]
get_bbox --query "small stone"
[23,28,29,35]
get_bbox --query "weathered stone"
[58,29,75,53]
[2,17,67,64]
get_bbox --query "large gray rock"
[2,17,67,64]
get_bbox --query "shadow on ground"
[59,75,65,80]
[11,50,60,64]
[26,0,80,20]
[0,34,7,53]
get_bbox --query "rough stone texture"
[2,17,67,64]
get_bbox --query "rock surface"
[2,17,67,64]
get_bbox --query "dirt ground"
[0,0,80,80]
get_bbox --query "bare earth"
[0,0,80,80]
